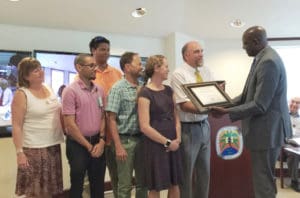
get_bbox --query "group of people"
[11,25,297,198]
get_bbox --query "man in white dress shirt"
[171,41,214,198]
[0,78,13,107]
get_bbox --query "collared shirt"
[93,65,123,97]
[171,62,214,122]
[0,87,13,107]
[255,46,268,62]
[106,78,141,135]
[62,78,105,136]
[93,65,123,144]
[290,112,300,137]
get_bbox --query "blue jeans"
[66,137,106,198]
[180,120,211,198]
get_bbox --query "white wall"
[0,24,251,97]
[0,24,164,56]
[204,39,300,99]
[1,24,297,99]
[269,40,300,100]
[205,38,252,98]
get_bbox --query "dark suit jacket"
[228,46,292,150]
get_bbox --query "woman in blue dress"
[138,55,183,198]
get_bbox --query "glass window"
[51,69,64,96]
[68,72,77,84]
[273,46,300,99]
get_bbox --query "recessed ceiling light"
[230,19,245,28]
[131,8,147,18]
[9,0,20,2]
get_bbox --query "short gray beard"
[197,61,203,67]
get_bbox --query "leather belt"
[181,119,207,125]
[119,133,142,137]
[67,133,100,144]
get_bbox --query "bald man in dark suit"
[211,26,292,198]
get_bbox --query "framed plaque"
[181,81,233,113]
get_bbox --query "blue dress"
[138,85,183,191]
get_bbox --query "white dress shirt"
[0,87,13,107]
[171,62,214,122]
[291,114,300,137]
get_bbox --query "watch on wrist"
[164,139,171,148]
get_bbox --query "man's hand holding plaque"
[181,81,233,114]
[209,106,229,118]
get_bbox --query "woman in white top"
[12,57,64,197]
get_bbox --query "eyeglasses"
[80,63,97,69]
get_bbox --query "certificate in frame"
[181,81,233,113]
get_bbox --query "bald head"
[182,41,204,68]
[242,26,268,57]
[289,97,300,115]
[244,26,268,43]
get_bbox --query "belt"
[84,134,100,143]
[119,133,142,137]
[181,119,207,125]
[67,133,100,144]
[152,117,173,121]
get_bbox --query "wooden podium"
[208,115,255,198]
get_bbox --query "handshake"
[208,106,229,118]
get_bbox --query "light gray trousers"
[180,120,211,198]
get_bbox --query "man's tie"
[195,67,203,83]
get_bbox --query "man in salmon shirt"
[89,36,123,197]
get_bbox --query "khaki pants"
[112,136,147,198]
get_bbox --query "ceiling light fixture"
[230,19,245,28]
[9,0,20,2]
[131,8,147,18]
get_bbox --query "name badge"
[98,97,103,107]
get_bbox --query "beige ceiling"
[1,0,300,39]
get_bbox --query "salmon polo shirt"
[93,65,123,144]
